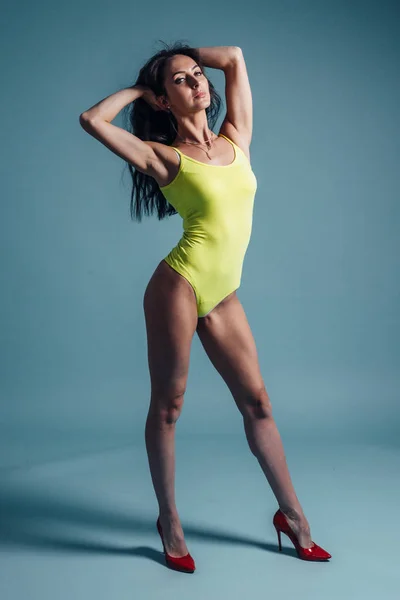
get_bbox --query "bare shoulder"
[143,121,252,189]
[218,120,251,162]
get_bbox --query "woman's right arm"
[79,86,164,176]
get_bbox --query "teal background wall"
[0,1,399,598]
[2,0,398,467]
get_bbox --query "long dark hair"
[122,40,222,222]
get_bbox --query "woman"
[79,41,331,573]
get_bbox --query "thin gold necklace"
[167,105,217,159]
[176,132,217,160]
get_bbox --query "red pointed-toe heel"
[156,517,196,573]
[273,509,332,561]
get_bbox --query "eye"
[175,71,203,84]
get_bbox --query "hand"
[134,84,165,112]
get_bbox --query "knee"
[149,389,186,425]
[243,387,273,420]
[162,399,185,425]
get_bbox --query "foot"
[281,509,314,549]
[159,513,190,558]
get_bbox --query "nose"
[188,74,199,85]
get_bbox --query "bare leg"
[195,295,314,549]
[243,410,313,548]
[145,399,190,557]
[143,259,198,559]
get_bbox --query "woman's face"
[161,54,210,115]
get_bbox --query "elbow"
[79,112,99,133]
[79,112,107,131]
[79,112,91,127]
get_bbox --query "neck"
[171,113,213,145]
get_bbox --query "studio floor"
[0,437,398,600]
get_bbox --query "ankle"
[280,506,304,522]
[159,508,180,521]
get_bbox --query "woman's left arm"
[198,46,252,146]
[196,46,241,70]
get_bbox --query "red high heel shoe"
[273,509,332,561]
[156,517,196,573]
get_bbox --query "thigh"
[143,260,198,399]
[196,294,270,414]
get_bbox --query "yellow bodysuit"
[160,133,257,318]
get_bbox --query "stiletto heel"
[273,509,332,561]
[276,527,282,551]
[156,517,196,573]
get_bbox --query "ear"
[156,95,169,112]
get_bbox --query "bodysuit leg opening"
[162,258,200,314]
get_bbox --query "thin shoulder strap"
[218,132,240,154]
[218,133,237,148]
[218,133,232,143]
[170,146,182,163]
[219,132,249,163]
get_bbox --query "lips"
[194,91,206,98]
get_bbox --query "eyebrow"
[172,64,199,78]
